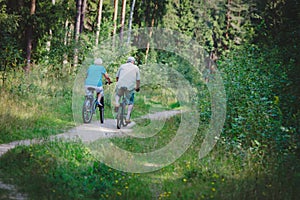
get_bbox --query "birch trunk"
[95,0,104,46]
[46,0,55,63]
[127,0,136,44]
[63,19,69,66]
[74,0,82,67]
[112,0,119,46]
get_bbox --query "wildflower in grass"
[212,173,219,178]
[117,191,122,196]
[183,178,187,182]
[211,187,216,192]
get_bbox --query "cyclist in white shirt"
[115,57,140,123]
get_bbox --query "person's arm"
[116,67,121,82]
[135,68,140,91]
[104,73,111,84]
[135,80,140,92]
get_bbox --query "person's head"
[127,56,135,63]
[94,58,103,65]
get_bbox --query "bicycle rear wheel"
[99,96,104,124]
[82,97,93,123]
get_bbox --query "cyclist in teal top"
[85,58,111,106]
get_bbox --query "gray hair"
[94,58,103,65]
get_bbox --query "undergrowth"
[0,66,74,144]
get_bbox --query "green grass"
[0,115,299,199]
[0,74,75,144]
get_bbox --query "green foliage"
[0,0,23,82]
[218,45,298,160]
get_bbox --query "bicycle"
[116,87,131,129]
[82,88,105,124]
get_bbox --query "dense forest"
[0,0,300,199]
[0,0,298,71]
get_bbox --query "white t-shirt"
[116,63,140,91]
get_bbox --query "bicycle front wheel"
[82,97,93,123]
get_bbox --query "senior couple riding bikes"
[84,56,140,124]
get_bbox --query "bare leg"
[97,93,102,106]
[114,95,120,112]
[126,104,133,121]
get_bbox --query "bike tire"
[99,107,104,124]
[99,96,104,124]
[82,97,93,123]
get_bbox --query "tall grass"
[0,66,74,144]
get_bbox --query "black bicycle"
[82,88,105,124]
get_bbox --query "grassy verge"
[0,115,299,199]
[0,69,75,144]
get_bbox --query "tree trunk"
[74,0,82,67]
[120,0,127,43]
[95,0,104,46]
[112,0,119,46]
[225,0,231,39]
[46,0,55,62]
[127,0,136,44]
[80,0,87,33]
[24,0,36,72]
[145,1,158,62]
[63,19,70,66]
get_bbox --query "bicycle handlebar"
[105,81,113,85]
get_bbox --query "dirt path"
[0,109,181,199]
[0,109,181,156]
